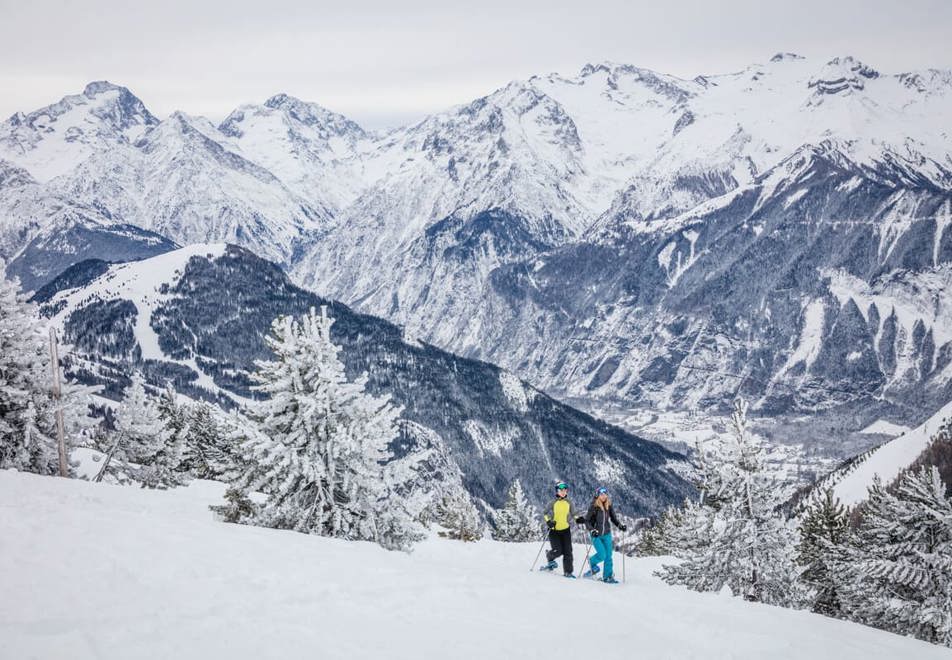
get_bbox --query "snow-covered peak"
[219,95,370,210]
[263,93,366,135]
[770,52,806,63]
[808,56,880,95]
[0,81,157,182]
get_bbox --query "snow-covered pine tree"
[227,306,420,550]
[659,398,804,607]
[434,486,484,541]
[104,373,181,488]
[157,383,190,477]
[837,467,952,647]
[492,479,541,542]
[797,488,850,616]
[182,401,236,480]
[0,272,95,474]
[636,505,685,556]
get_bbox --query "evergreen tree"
[0,273,95,474]
[434,486,484,541]
[637,505,686,556]
[227,307,422,550]
[182,401,236,480]
[157,383,191,477]
[797,488,850,616]
[492,480,541,542]
[103,373,181,488]
[659,398,805,607]
[837,467,952,647]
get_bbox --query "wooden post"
[49,327,68,477]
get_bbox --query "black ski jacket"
[585,502,622,536]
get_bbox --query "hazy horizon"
[2,0,951,130]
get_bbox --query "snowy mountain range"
[34,244,692,514]
[2,54,951,443]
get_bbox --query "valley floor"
[0,470,946,660]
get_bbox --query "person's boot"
[540,560,558,571]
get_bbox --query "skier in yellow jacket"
[540,482,584,577]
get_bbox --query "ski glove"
[575,516,586,524]
[618,524,628,532]
[590,530,599,538]
[547,520,556,530]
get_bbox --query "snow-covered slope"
[219,94,369,211]
[38,244,691,514]
[48,111,330,265]
[0,81,157,182]
[825,399,952,507]
[1,470,947,660]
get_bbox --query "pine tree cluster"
[492,480,540,542]
[0,273,95,474]
[655,399,952,649]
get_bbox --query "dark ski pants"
[546,528,573,574]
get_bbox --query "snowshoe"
[564,573,577,579]
[602,575,619,584]
[539,560,558,571]
[582,565,600,579]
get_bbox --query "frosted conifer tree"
[228,307,420,550]
[797,488,850,616]
[0,273,95,474]
[182,401,236,480]
[492,479,541,541]
[637,504,693,557]
[659,398,804,607]
[435,486,484,541]
[837,467,952,647]
[103,374,180,487]
[157,383,190,478]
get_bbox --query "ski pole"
[529,530,549,572]
[623,550,626,584]
[577,534,593,578]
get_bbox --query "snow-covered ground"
[832,399,952,507]
[1,470,947,660]
[859,419,912,436]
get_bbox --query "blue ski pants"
[590,533,613,577]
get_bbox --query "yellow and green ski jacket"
[543,497,579,531]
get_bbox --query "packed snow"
[859,420,912,436]
[1,470,947,660]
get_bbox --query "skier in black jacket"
[583,487,627,583]
[540,481,582,577]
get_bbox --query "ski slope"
[0,471,947,659]
[832,399,952,507]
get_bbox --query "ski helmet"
[555,481,568,492]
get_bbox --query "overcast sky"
[2,0,951,129]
